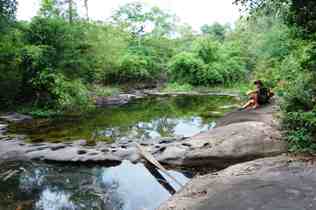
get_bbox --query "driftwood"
[135,143,184,188]
[2,169,19,181]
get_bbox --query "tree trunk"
[68,0,73,23]
[84,0,89,20]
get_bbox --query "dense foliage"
[235,0,316,153]
[0,0,249,110]
[1,0,316,153]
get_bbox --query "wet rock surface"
[158,155,316,210]
[0,101,286,168]
[94,90,240,107]
[155,121,286,168]
[0,113,32,123]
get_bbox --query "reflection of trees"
[14,96,238,142]
[4,162,124,210]
[154,117,176,137]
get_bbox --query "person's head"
[254,80,263,88]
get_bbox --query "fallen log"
[135,143,184,188]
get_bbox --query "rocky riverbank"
[94,89,240,107]
[159,155,316,210]
[0,100,286,168]
[1,94,300,210]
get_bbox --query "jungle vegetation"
[1,0,316,152]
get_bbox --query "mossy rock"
[201,111,224,118]
[96,136,114,143]
[86,139,97,146]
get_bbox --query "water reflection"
[0,161,191,210]
[9,95,238,143]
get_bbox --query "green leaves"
[168,52,205,85]
[0,0,17,31]
[112,2,176,37]
[117,53,150,81]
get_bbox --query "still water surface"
[1,95,238,210]
[9,95,239,143]
[0,161,191,210]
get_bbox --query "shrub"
[192,37,220,64]
[287,128,316,153]
[116,53,150,82]
[31,70,92,111]
[201,64,224,84]
[281,73,315,113]
[281,73,316,153]
[163,83,193,92]
[168,52,204,85]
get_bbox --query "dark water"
[0,161,191,210]
[9,95,239,143]
[1,95,238,210]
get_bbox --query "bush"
[193,37,220,64]
[163,83,193,92]
[281,73,315,113]
[168,52,205,85]
[0,28,23,107]
[287,128,316,153]
[92,85,120,97]
[31,70,92,111]
[201,64,224,84]
[116,53,150,82]
[281,73,316,153]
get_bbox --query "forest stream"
[0,95,239,210]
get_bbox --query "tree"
[0,0,17,31]
[234,0,316,35]
[39,0,60,17]
[201,23,230,41]
[112,2,176,37]
[84,0,89,20]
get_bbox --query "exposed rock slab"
[0,137,137,165]
[0,102,286,167]
[0,113,32,123]
[158,155,316,210]
[143,90,240,98]
[215,101,280,128]
[154,121,287,168]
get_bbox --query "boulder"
[0,112,32,123]
[158,155,316,210]
[155,121,287,168]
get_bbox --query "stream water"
[0,161,191,210]
[9,95,239,143]
[1,95,239,210]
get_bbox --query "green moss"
[96,136,114,143]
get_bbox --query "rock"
[73,139,87,146]
[0,123,8,135]
[94,92,146,107]
[0,102,286,169]
[156,121,287,168]
[156,146,187,165]
[0,113,32,123]
[158,155,316,210]
[215,103,279,128]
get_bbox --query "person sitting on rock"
[241,80,274,110]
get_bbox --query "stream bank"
[0,92,293,210]
[0,96,286,169]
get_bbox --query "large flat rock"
[158,155,316,210]
[154,121,287,168]
[0,102,286,168]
